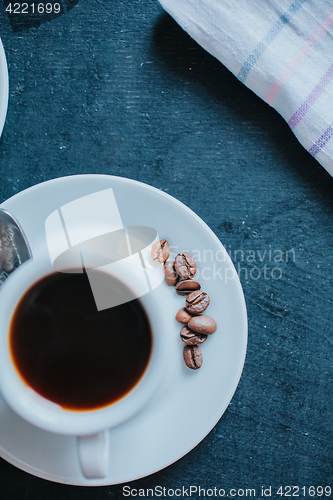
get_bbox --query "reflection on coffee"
[10,272,152,411]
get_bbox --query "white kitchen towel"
[158,0,333,177]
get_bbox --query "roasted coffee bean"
[163,260,179,286]
[183,345,203,369]
[180,326,207,345]
[175,279,201,296]
[188,315,217,334]
[185,290,210,314]
[151,239,169,263]
[174,252,196,279]
[175,307,194,324]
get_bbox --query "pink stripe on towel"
[265,10,333,105]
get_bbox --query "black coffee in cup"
[9,271,152,411]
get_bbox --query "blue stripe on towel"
[237,0,307,83]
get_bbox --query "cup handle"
[77,430,110,478]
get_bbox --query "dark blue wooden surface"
[0,0,332,497]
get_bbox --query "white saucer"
[0,175,247,486]
[0,38,8,137]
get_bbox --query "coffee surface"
[10,272,152,410]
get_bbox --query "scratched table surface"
[0,1,332,498]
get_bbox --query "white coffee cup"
[0,255,169,479]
